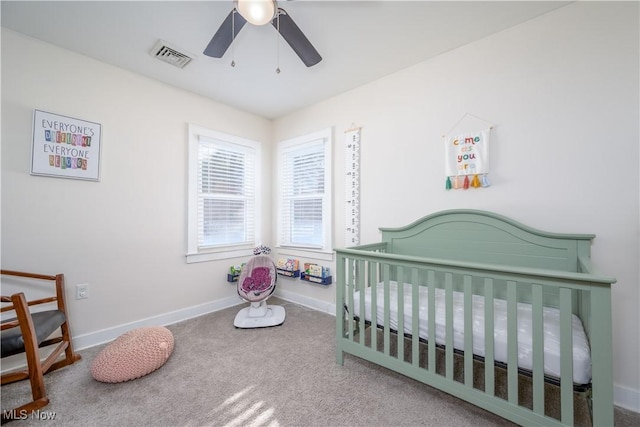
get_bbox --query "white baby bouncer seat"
[234,255,285,328]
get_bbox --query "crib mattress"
[350,281,591,384]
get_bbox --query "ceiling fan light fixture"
[235,0,276,26]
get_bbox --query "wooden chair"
[1,270,81,423]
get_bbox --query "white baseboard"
[274,288,336,316]
[614,383,640,413]
[0,296,244,374]
[71,291,337,352]
[72,295,243,351]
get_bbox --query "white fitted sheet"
[350,281,591,384]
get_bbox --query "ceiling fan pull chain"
[231,9,236,67]
[275,12,281,74]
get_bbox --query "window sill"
[276,247,334,262]
[186,248,253,264]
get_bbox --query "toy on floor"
[91,326,174,383]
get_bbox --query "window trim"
[276,128,333,255]
[186,125,262,263]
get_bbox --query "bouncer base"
[234,303,286,328]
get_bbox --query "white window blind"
[197,138,255,249]
[277,128,332,252]
[187,125,261,263]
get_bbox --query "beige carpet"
[2,299,638,426]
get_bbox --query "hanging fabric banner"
[444,128,491,190]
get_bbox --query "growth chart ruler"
[344,127,361,247]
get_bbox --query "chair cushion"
[1,310,66,358]
[90,326,174,383]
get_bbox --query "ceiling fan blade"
[203,9,247,58]
[272,8,322,67]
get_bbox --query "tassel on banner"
[445,174,491,190]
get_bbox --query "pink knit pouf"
[91,326,174,383]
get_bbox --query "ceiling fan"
[203,0,322,67]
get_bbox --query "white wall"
[1,28,272,341]
[273,2,639,410]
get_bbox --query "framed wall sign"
[31,109,102,181]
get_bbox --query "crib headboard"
[379,210,595,273]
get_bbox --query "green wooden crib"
[335,209,615,426]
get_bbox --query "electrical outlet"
[76,284,89,300]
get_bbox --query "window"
[187,125,261,263]
[277,128,332,254]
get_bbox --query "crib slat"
[411,269,420,367]
[445,273,454,380]
[483,278,495,396]
[371,263,379,351]
[506,281,518,404]
[397,266,405,362]
[559,288,574,426]
[463,275,473,387]
[531,284,545,416]
[428,270,436,373]
[357,259,366,346]
[346,257,355,343]
[383,264,391,356]
[336,255,347,365]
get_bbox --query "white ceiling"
[1,1,570,119]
